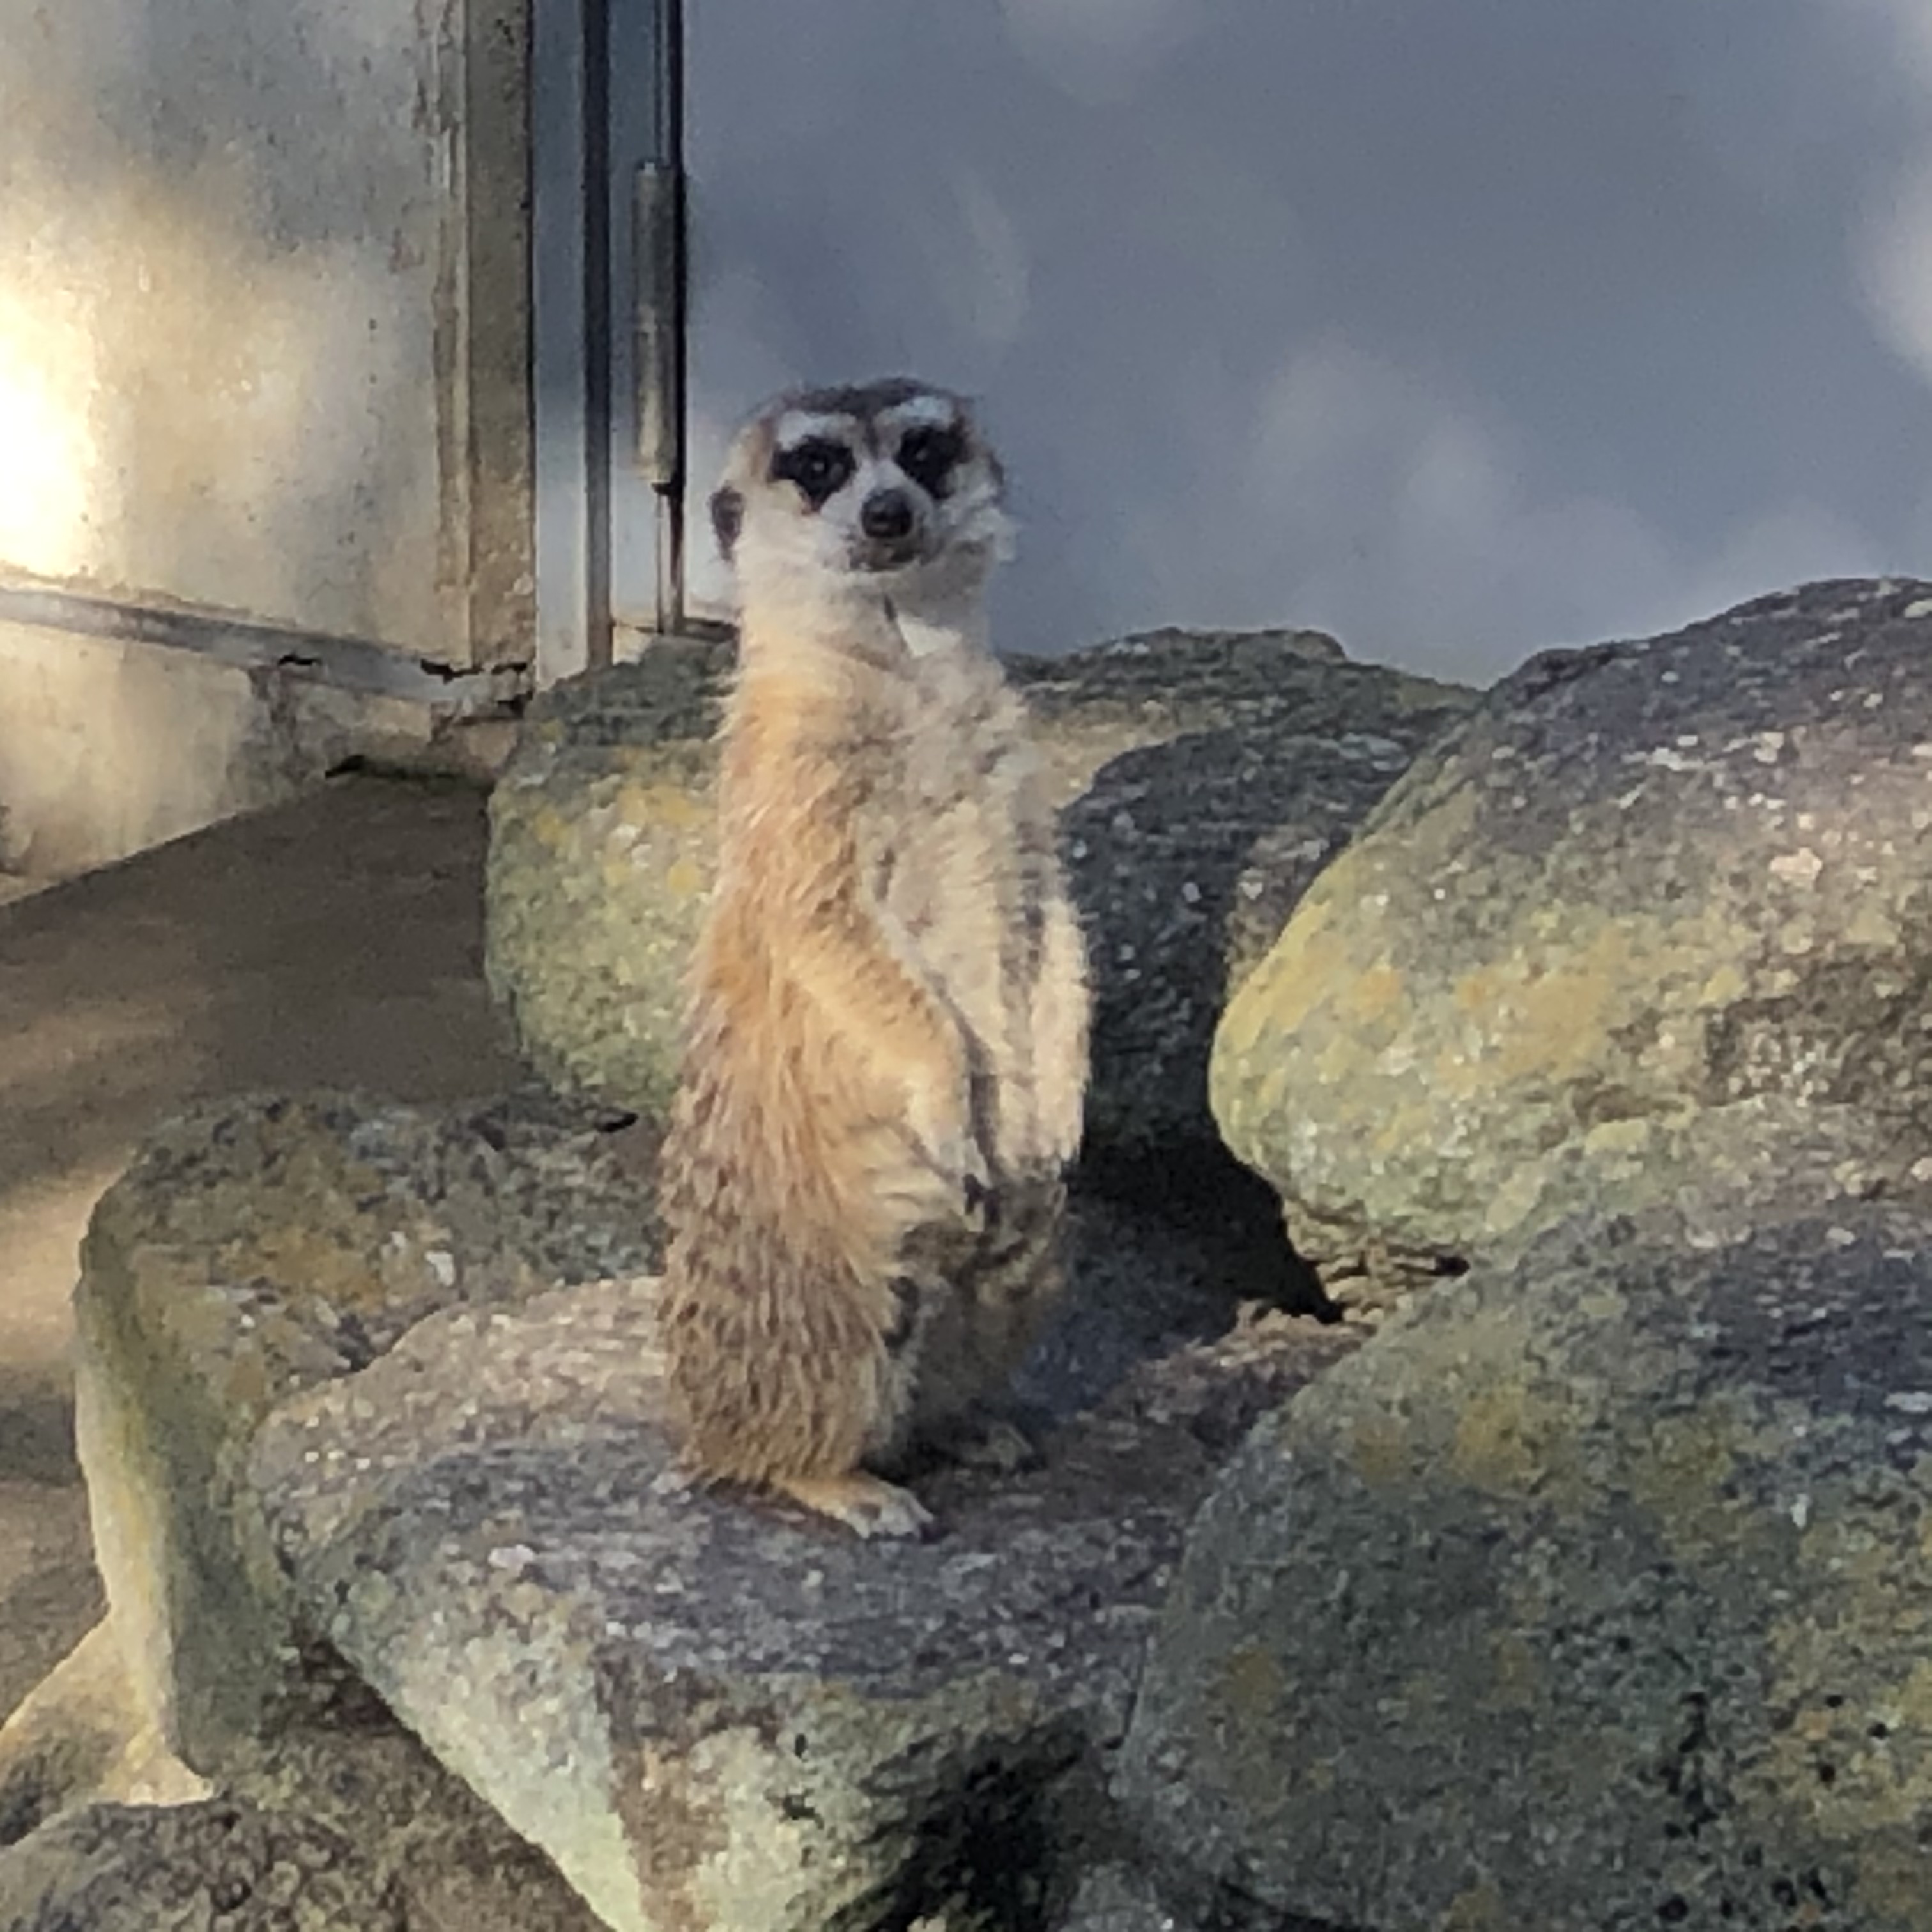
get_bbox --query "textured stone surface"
[484,638,731,1123]
[1068,724,1445,1157]
[0,1761,603,1932]
[210,1680,610,1932]
[0,1621,203,1854]
[243,1243,1351,1931]
[1213,578,1932,1287]
[71,1089,657,1774]
[1001,625,1453,809]
[486,629,1471,1150]
[1120,1202,1932,1931]
[35,1091,653,1929]
[251,1278,1172,1932]
[0,1797,404,1931]
[58,1080,1344,1929]
[1059,1862,1183,1931]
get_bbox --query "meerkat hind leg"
[770,1471,936,1540]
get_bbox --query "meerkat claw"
[773,1473,937,1540]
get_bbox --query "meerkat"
[654,376,1090,1539]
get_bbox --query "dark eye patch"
[770,436,855,509]
[896,424,965,496]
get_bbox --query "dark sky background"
[683,0,1932,681]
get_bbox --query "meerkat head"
[710,377,1012,610]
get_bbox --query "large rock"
[1058,1862,1184,1930]
[1213,578,1932,1287]
[1119,1201,1932,1930]
[241,1225,1349,1932]
[0,1621,199,1851]
[1066,723,1453,1158]
[485,639,730,1126]
[249,1278,1178,1931]
[67,1089,658,1779]
[48,1083,1351,1930]
[486,630,1471,1151]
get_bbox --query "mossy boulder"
[68,1091,657,1776]
[1213,578,1932,1288]
[486,630,1471,1155]
[1119,1201,1932,1930]
[45,1077,1353,1929]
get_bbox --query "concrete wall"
[0,623,430,878]
[0,0,532,876]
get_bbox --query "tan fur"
[655,381,1089,1538]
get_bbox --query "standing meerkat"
[655,376,1089,1538]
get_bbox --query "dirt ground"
[0,774,524,1726]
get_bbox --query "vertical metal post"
[579,0,613,668]
[634,0,687,634]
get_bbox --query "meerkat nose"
[861,489,916,541]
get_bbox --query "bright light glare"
[0,300,98,580]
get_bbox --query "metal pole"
[634,0,687,635]
[579,0,614,668]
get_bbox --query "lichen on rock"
[486,627,1471,1164]
[1213,578,1932,1291]
[1119,1200,1932,1929]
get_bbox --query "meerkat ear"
[710,486,744,563]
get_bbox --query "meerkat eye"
[771,437,855,509]
[896,424,965,497]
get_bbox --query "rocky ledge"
[9,586,1932,1929]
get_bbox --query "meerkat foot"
[963,1416,1041,1473]
[949,1414,1041,1475]
[914,1406,1043,1475]
[771,1471,936,1540]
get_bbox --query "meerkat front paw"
[772,1471,937,1540]
[902,1067,993,1221]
